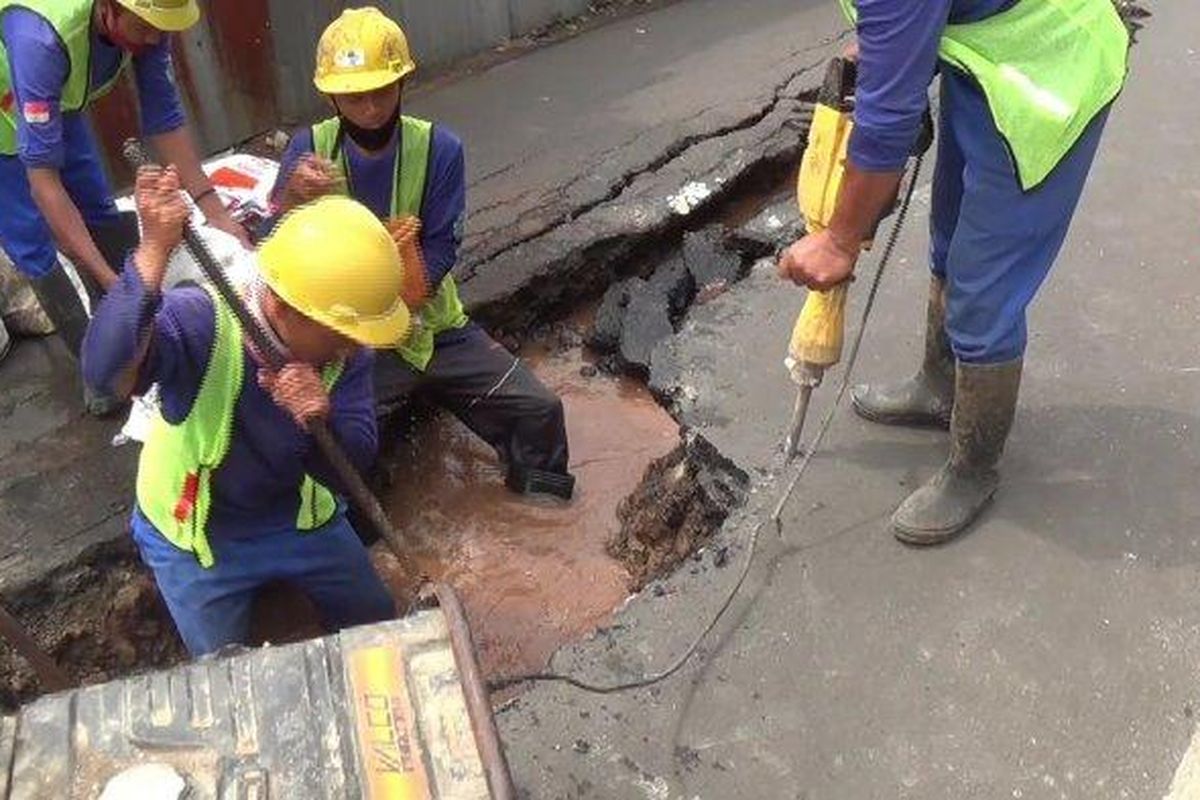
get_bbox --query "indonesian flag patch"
[22,101,50,124]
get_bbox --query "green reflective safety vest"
[838,0,1129,190]
[137,285,344,568]
[311,115,469,371]
[0,0,131,155]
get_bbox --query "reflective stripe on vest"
[0,0,130,155]
[838,0,1128,190]
[311,115,469,371]
[136,285,344,568]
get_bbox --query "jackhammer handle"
[789,282,850,369]
[121,139,411,556]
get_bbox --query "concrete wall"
[89,0,592,178]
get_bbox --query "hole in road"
[0,173,795,707]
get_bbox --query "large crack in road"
[0,35,830,708]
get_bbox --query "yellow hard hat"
[115,0,200,32]
[314,7,416,95]
[258,197,411,349]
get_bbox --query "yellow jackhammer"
[783,57,928,462]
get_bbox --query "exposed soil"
[0,131,796,712]
[610,433,748,587]
[0,540,183,709]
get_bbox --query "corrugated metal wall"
[89,0,590,180]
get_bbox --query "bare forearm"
[151,127,249,244]
[28,169,117,289]
[151,128,220,218]
[828,165,904,254]
[150,127,209,198]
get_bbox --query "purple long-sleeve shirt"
[82,265,378,539]
[1,8,185,169]
[849,0,1013,172]
[268,124,466,287]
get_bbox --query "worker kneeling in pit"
[267,8,575,501]
[82,170,405,657]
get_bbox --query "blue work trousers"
[131,507,396,657]
[931,68,1110,364]
[0,114,120,278]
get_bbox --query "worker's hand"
[279,155,341,212]
[258,363,331,428]
[841,38,860,63]
[777,230,859,292]
[133,165,189,288]
[385,216,431,309]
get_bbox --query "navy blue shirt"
[849,0,1012,171]
[271,124,467,287]
[82,266,378,539]
[1,7,185,168]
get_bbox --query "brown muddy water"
[370,342,680,679]
[0,338,680,705]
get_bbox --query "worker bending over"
[779,0,1128,543]
[270,8,574,500]
[0,0,247,414]
[82,172,406,656]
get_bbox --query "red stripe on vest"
[173,471,200,522]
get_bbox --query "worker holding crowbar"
[267,7,575,501]
[778,0,1130,544]
[0,0,249,416]
[81,172,408,657]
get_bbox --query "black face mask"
[338,102,401,152]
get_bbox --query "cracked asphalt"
[0,0,842,597]
[3,1,1198,797]
[496,2,1200,798]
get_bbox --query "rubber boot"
[29,265,125,418]
[29,266,90,357]
[852,276,954,428]
[892,358,1023,545]
[506,465,576,501]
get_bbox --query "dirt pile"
[610,433,748,586]
[0,540,185,709]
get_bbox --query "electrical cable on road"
[489,152,925,695]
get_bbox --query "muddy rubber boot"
[506,466,576,501]
[892,358,1023,545]
[30,265,125,417]
[29,266,91,358]
[852,276,954,429]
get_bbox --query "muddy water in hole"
[370,345,679,678]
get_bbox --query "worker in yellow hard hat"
[267,7,576,500]
[81,170,407,656]
[0,0,249,416]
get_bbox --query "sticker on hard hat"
[336,49,367,69]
